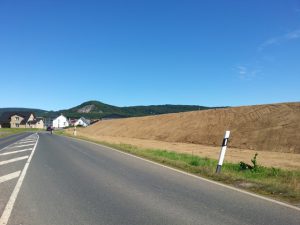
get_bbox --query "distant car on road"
[46,126,53,131]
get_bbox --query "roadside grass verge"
[56,130,300,206]
[0,128,42,138]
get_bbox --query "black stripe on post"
[222,138,228,147]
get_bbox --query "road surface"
[0,132,299,225]
[0,132,33,150]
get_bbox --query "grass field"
[0,128,42,138]
[56,130,300,206]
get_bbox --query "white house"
[74,117,90,127]
[52,115,69,128]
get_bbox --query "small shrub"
[239,161,249,170]
[251,153,259,172]
[189,158,200,166]
[239,153,259,172]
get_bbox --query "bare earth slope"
[83,102,300,154]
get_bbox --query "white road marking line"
[0,149,32,156]
[17,138,36,141]
[9,143,35,148]
[65,135,300,212]
[0,135,35,153]
[8,144,34,148]
[0,171,21,184]
[0,134,39,225]
[15,141,35,144]
[0,156,29,166]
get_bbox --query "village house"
[52,114,69,128]
[0,112,44,129]
[74,117,90,127]
[68,118,77,127]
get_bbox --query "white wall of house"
[52,115,69,128]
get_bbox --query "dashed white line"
[0,149,32,156]
[0,171,21,184]
[0,134,39,225]
[0,156,29,166]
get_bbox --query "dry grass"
[82,102,300,153]
[0,128,41,138]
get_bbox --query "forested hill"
[0,101,221,119]
[60,101,218,119]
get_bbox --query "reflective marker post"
[73,126,77,136]
[216,131,230,173]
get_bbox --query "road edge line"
[0,133,39,225]
[62,134,300,212]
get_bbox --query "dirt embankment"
[70,102,300,169]
[82,102,300,154]
[80,103,300,153]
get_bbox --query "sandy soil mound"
[83,102,300,154]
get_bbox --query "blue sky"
[0,0,299,110]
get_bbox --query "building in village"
[0,112,44,129]
[52,114,69,128]
[74,117,90,127]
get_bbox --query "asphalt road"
[1,133,299,225]
[0,132,33,149]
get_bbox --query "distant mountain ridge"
[0,101,219,119]
[0,108,48,116]
[60,101,217,119]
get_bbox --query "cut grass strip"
[56,130,300,206]
[0,128,41,138]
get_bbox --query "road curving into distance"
[0,132,299,225]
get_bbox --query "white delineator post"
[216,131,230,173]
[73,126,77,136]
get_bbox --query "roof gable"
[54,115,67,120]
[79,117,90,124]
[0,111,35,123]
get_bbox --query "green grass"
[56,130,300,205]
[0,128,42,138]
